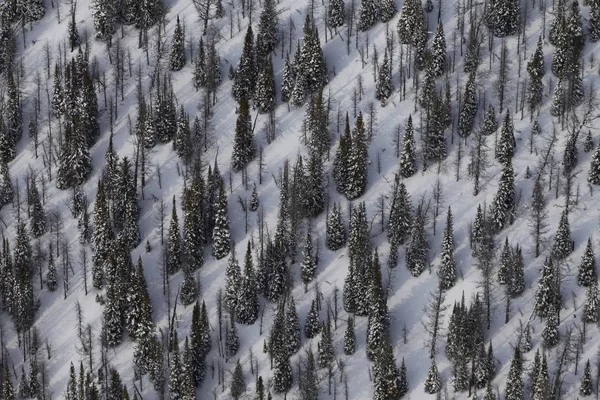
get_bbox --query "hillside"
[0,0,599,397]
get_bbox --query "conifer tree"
[464,23,481,73]
[230,360,245,400]
[399,115,417,178]
[527,36,545,113]
[285,297,301,355]
[29,178,45,237]
[457,72,478,138]
[497,111,515,165]
[167,197,182,274]
[103,281,124,347]
[397,0,417,44]
[255,56,276,113]
[212,181,231,259]
[300,231,317,285]
[344,315,355,355]
[406,204,428,277]
[249,183,259,212]
[257,0,279,54]
[578,237,597,286]
[589,140,600,185]
[490,160,515,232]
[439,207,456,290]
[305,299,320,339]
[482,105,498,136]
[504,347,523,400]
[535,257,561,318]
[224,248,242,313]
[273,355,292,393]
[5,71,21,148]
[304,151,325,217]
[333,114,351,194]
[237,242,259,324]
[182,165,205,272]
[366,250,388,360]
[68,12,81,51]
[497,237,511,285]
[318,313,335,367]
[372,342,401,400]
[193,38,206,90]
[226,314,240,358]
[169,333,185,399]
[375,49,393,103]
[92,179,113,289]
[580,360,594,396]
[485,0,520,37]
[233,27,256,102]
[326,202,346,250]
[542,306,560,348]
[550,77,564,117]
[127,257,155,339]
[585,130,594,153]
[280,54,294,103]
[328,0,345,27]
[424,358,441,394]
[292,16,327,103]
[583,281,599,323]
[358,0,379,31]
[431,22,447,77]
[46,245,58,291]
[92,0,117,41]
[591,0,600,42]
[232,98,256,171]
[552,209,572,260]
[510,245,525,297]
[345,112,369,199]
[532,352,548,400]
[0,161,13,207]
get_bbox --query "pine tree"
[510,245,525,297]
[485,0,520,37]
[482,105,498,136]
[257,0,279,54]
[504,347,523,400]
[358,0,379,31]
[326,202,346,250]
[497,238,511,285]
[497,111,515,165]
[333,114,352,194]
[212,181,231,259]
[583,281,599,323]
[464,23,481,73]
[535,257,560,318]
[280,54,294,103]
[399,115,417,177]
[249,183,259,212]
[300,231,317,285]
[532,352,548,400]
[68,12,81,51]
[237,242,259,324]
[542,306,560,348]
[273,355,292,393]
[344,315,356,355]
[589,140,600,185]
[29,178,45,237]
[232,98,256,171]
[527,36,545,113]
[345,112,369,199]
[578,238,597,286]
[292,16,327,103]
[193,39,206,89]
[550,77,564,117]
[406,205,428,277]
[424,358,441,394]
[318,313,335,367]
[305,299,320,339]
[5,71,22,148]
[232,27,256,102]
[167,197,182,274]
[224,248,242,312]
[397,0,417,44]
[230,360,245,400]
[182,165,205,272]
[431,22,447,77]
[255,56,276,113]
[375,49,393,103]
[103,281,124,347]
[169,332,185,399]
[552,209,572,260]
[490,160,515,232]
[366,249,388,360]
[591,0,600,42]
[92,0,117,41]
[127,257,155,339]
[46,245,58,291]
[372,342,401,400]
[580,360,594,396]
[226,315,240,358]
[328,0,345,27]
[585,130,594,153]
[285,297,301,355]
[457,72,478,138]
[92,179,113,289]
[0,161,13,207]
[439,207,457,290]
[304,151,325,217]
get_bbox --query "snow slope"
[2,0,600,397]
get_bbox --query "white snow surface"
[2,0,600,397]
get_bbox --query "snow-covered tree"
[212,181,231,259]
[552,209,572,261]
[399,115,417,178]
[424,358,441,394]
[439,207,456,290]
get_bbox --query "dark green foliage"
[366,250,389,360]
[482,105,498,136]
[292,16,327,104]
[333,114,352,194]
[457,72,478,138]
[167,196,182,274]
[92,0,116,41]
[375,49,393,102]
[406,204,428,277]
[305,299,320,339]
[589,139,600,185]
[273,355,292,393]
[344,315,355,355]
[490,160,515,232]
[233,27,256,102]
[578,238,597,286]
[485,0,520,37]
[541,306,559,348]
[399,115,417,178]
[303,151,325,217]
[373,342,402,400]
[230,360,245,400]
[439,207,457,290]
[255,56,276,113]
[583,281,599,323]
[552,209,572,260]
[236,242,259,324]
[212,181,231,259]
[497,112,515,165]
[126,257,155,340]
[345,112,369,199]
[510,245,525,297]
[328,0,345,27]
[232,98,256,171]
[300,231,317,285]
[535,257,561,318]
[504,347,523,400]
[317,313,335,367]
[430,22,447,77]
[424,358,441,394]
[527,37,545,112]
[326,202,346,250]
[580,360,594,396]
[358,0,379,31]
[92,179,113,289]
[257,0,279,54]
[226,315,240,358]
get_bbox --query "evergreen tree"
[482,105,498,136]
[127,257,155,339]
[550,77,564,117]
[585,130,594,153]
[3,364,15,400]
[237,242,259,324]
[542,306,560,348]
[300,231,317,285]
[66,362,77,400]
[46,245,58,291]
[527,36,545,113]
[497,111,515,165]
[174,106,192,164]
[280,54,294,103]
[273,355,292,393]
[233,27,256,102]
[232,98,256,171]
[103,280,124,347]
[225,248,242,312]
[552,209,572,260]
[504,347,523,400]
[255,56,276,113]
[303,151,325,217]
[92,0,117,41]
[317,313,335,367]
[249,183,259,212]
[345,112,369,199]
[169,333,185,399]
[399,115,417,177]
[372,342,402,400]
[464,23,481,73]
[591,0,600,42]
[430,22,447,77]
[366,249,388,360]
[583,281,599,323]
[292,16,328,103]
[490,160,515,232]
[5,71,22,148]
[305,299,320,339]
[485,0,520,37]
[167,197,182,274]
[226,315,240,358]
[375,49,393,103]
[212,180,231,259]
[285,297,301,355]
[578,237,597,286]
[424,358,441,394]
[182,165,205,272]
[457,72,478,138]
[344,315,355,355]
[398,358,409,397]
[580,360,594,396]
[532,352,548,400]
[510,245,525,297]
[29,178,45,237]
[358,0,379,31]
[589,139,600,185]
[406,204,428,277]
[0,161,13,207]
[536,257,561,318]
[328,0,345,27]
[397,0,417,44]
[497,237,511,285]
[326,202,346,250]
[92,179,113,289]
[333,114,351,194]
[439,207,456,290]
[230,360,245,400]
[68,12,81,51]
[193,39,206,89]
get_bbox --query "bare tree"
[422,286,448,359]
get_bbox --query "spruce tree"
[167,197,182,274]
[212,180,231,260]
[29,178,45,238]
[375,49,393,103]
[439,207,457,290]
[233,26,256,102]
[583,281,599,323]
[344,315,355,355]
[497,237,511,285]
[285,297,301,355]
[532,352,548,400]
[552,209,572,261]
[225,248,242,313]
[300,231,317,285]
[226,315,240,358]
[399,115,417,178]
[424,358,441,394]
[257,0,279,53]
[317,313,335,367]
[358,0,379,31]
[169,333,185,399]
[280,54,294,103]
[92,0,117,41]
[127,257,154,340]
[399,358,409,397]
[580,360,594,396]
[542,306,560,348]
[193,38,206,89]
[333,114,351,194]
[430,21,447,77]
[326,202,346,250]
[457,72,478,138]
[249,183,259,212]
[578,237,597,286]
[591,0,600,42]
[5,71,22,148]
[0,161,13,207]
[372,342,402,400]
[406,204,428,277]
[510,245,525,297]
[535,257,561,318]
[328,0,345,27]
[366,249,388,360]
[589,140,600,185]
[345,112,369,199]
[46,245,58,291]
[497,111,515,165]
[490,160,515,232]
[504,347,523,400]
[231,97,256,171]
[103,281,124,347]
[485,0,520,37]
[237,242,259,324]
[304,151,325,217]
[92,179,113,289]
[464,23,481,73]
[255,56,276,113]
[585,130,594,153]
[230,360,245,400]
[482,105,498,136]
[305,299,320,339]
[273,355,292,393]
[527,36,545,113]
